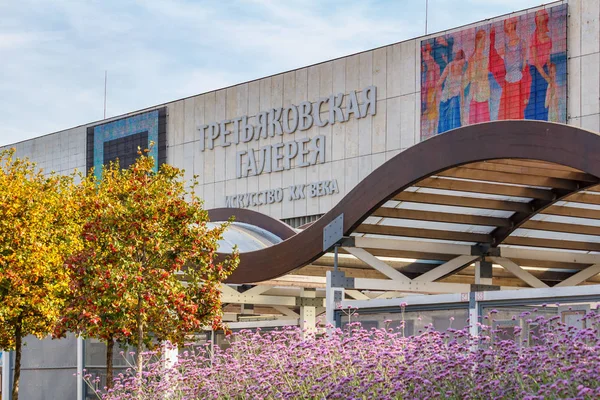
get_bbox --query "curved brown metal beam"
[207,207,297,241]
[213,120,600,284]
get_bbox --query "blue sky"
[0,0,549,146]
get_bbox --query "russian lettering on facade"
[197,86,377,179]
[225,179,340,208]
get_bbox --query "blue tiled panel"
[91,110,159,179]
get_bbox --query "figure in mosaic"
[490,17,531,120]
[420,4,566,141]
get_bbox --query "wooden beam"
[502,236,600,252]
[222,311,238,322]
[343,247,411,282]
[352,236,600,265]
[304,261,591,284]
[313,254,379,269]
[563,192,600,205]
[501,246,600,265]
[555,264,600,287]
[223,304,293,317]
[488,179,596,246]
[242,285,273,296]
[272,306,300,318]
[413,255,479,282]
[312,258,448,279]
[416,177,554,200]
[316,252,447,272]
[362,249,455,262]
[355,224,491,243]
[440,274,527,288]
[220,285,302,306]
[297,265,387,279]
[489,257,549,288]
[375,292,408,299]
[338,252,600,274]
[247,280,325,289]
[345,290,370,300]
[442,271,582,288]
[255,275,327,289]
[439,167,581,190]
[354,236,472,256]
[372,207,511,227]
[522,220,600,236]
[220,284,242,297]
[508,258,590,271]
[465,161,597,182]
[294,266,600,288]
[491,159,584,173]
[225,293,316,307]
[394,191,531,213]
[353,277,471,294]
[543,205,600,220]
[459,264,577,283]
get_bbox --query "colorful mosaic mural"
[420,4,567,141]
[86,108,166,178]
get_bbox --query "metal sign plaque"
[323,213,344,252]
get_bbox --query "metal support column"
[323,214,349,333]
[325,271,344,331]
[469,292,480,339]
[76,337,84,400]
[475,260,493,286]
[209,330,215,368]
[2,350,13,400]
[300,288,317,336]
[300,305,316,336]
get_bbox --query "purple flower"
[89,312,600,399]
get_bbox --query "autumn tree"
[0,149,82,400]
[54,150,238,388]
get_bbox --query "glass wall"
[15,333,78,400]
[338,296,600,347]
[83,339,136,399]
[339,305,469,336]
[481,299,600,345]
[178,332,213,359]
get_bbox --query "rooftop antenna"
[425,0,429,35]
[103,70,107,119]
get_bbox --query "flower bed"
[95,312,600,399]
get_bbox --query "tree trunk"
[106,335,114,389]
[136,293,144,379]
[12,315,23,400]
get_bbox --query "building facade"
[5,1,593,223]
[4,1,600,399]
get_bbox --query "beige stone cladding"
[5,0,599,221]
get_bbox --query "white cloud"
[0,32,60,50]
[0,0,550,145]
